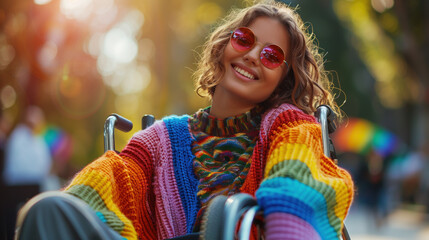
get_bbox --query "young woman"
[16,1,354,239]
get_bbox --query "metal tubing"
[142,114,155,130]
[104,115,117,152]
[238,205,261,240]
[103,114,133,152]
[317,106,331,157]
[223,193,258,240]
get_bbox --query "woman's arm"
[63,126,159,240]
[255,108,354,240]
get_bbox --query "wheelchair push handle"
[142,114,155,130]
[104,113,133,152]
[315,105,337,133]
[315,105,337,158]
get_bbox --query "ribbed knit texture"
[151,120,187,238]
[190,108,260,206]
[64,151,141,240]
[190,107,261,136]
[164,115,200,234]
[63,103,354,240]
[265,213,321,240]
[255,105,354,239]
[189,108,260,230]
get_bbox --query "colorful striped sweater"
[64,103,354,240]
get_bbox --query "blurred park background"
[0,0,428,239]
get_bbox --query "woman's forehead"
[247,16,289,51]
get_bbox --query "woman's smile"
[232,64,259,80]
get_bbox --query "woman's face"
[214,16,289,108]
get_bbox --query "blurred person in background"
[1,105,53,240]
[2,105,52,186]
[386,142,427,204]
[42,127,76,191]
[14,1,354,240]
[362,148,387,228]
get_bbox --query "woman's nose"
[243,45,261,66]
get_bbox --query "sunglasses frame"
[230,27,289,69]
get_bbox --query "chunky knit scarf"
[190,107,261,206]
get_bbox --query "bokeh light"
[96,54,118,77]
[85,32,103,57]
[89,2,117,32]
[113,64,151,95]
[371,0,394,13]
[0,34,15,70]
[101,63,151,95]
[34,0,52,5]
[60,0,93,20]
[0,85,17,109]
[93,0,115,15]
[37,41,58,73]
[116,9,144,37]
[102,27,138,64]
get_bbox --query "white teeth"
[233,66,255,79]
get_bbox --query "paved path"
[345,205,429,240]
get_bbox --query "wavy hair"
[194,0,342,119]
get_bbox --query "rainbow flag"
[332,118,404,158]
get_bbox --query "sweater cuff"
[265,213,321,240]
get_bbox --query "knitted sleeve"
[255,107,354,240]
[63,125,160,240]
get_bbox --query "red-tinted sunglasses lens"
[260,45,285,69]
[230,27,255,52]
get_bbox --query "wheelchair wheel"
[199,195,227,240]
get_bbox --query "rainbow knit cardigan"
[64,103,354,240]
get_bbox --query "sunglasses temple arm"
[284,60,289,68]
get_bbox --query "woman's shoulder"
[262,103,301,122]
[129,114,191,144]
[257,103,321,141]
[260,103,316,130]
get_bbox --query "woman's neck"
[210,98,256,119]
[210,86,258,119]
[210,106,255,120]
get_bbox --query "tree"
[332,0,428,148]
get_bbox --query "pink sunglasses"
[230,27,289,69]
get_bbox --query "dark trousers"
[15,191,201,240]
[15,191,124,240]
[0,184,39,240]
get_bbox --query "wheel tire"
[199,195,227,240]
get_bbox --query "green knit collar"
[189,107,261,137]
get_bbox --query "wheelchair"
[104,106,351,240]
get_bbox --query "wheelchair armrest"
[223,193,258,240]
[238,205,262,240]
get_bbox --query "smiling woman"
[211,17,289,119]
[15,1,354,240]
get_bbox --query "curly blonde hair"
[194,0,341,119]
